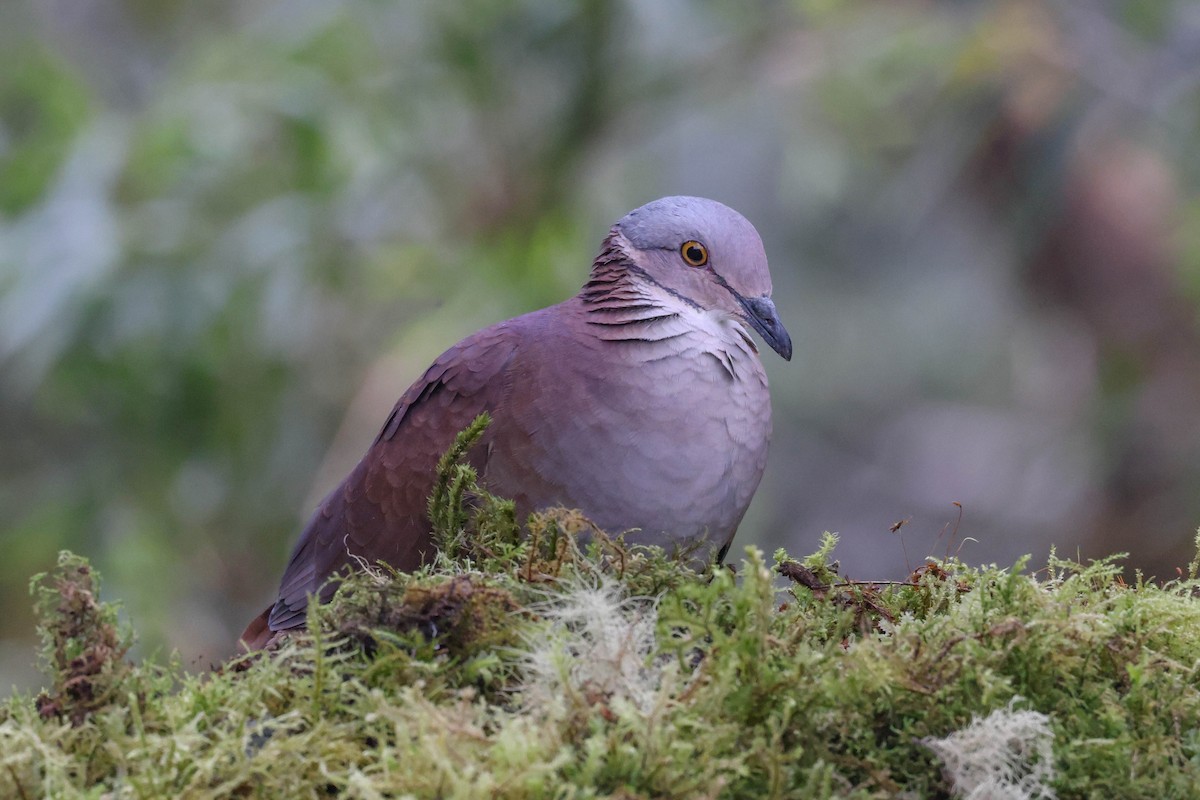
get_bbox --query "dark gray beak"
[739,295,792,361]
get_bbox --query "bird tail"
[239,606,276,651]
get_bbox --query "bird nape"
[241,196,791,650]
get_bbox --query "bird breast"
[483,302,772,556]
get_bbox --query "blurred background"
[3,0,1200,686]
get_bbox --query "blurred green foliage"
[0,49,90,214]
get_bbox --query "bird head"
[608,196,792,361]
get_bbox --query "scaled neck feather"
[577,231,759,385]
[578,230,684,344]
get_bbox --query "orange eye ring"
[681,240,708,267]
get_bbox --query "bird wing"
[264,323,522,633]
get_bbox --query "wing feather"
[266,324,521,632]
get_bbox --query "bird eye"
[681,240,708,267]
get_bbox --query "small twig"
[776,561,970,593]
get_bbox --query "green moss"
[28,552,135,727]
[6,431,1200,796]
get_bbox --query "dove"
[242,196,791,649]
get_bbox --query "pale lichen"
[924,699,1056,800]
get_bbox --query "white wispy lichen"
[924,699,1056,800]
[517,577,662,716]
